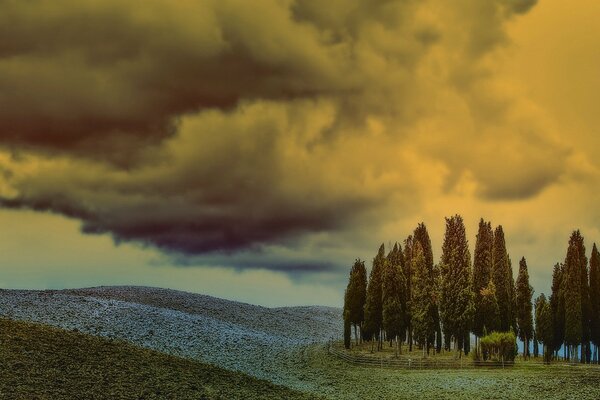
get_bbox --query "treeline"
[343,215,600,364]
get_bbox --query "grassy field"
[0,318,320,400]
[2,309,600,400]
[293,344,600,400]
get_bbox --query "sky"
[0,0,599,307]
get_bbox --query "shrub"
[480,331,517,363]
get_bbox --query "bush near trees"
[342,215,600,365]
[480,332,517,364]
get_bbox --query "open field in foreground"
[2,286,600,400]
[297,344,600,400]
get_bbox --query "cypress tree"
[343,259,367,345]
[572,231,590,363]
[382,244,407,355]
[411,242,437,356]
[516,257,534,358]
[564,232,583,361]
[492,226,512,332]
[433,263,443,353]
[344,311,351,349]
[589,243,600,364]
[480,280,500,335]
[473,219,494,339]
[439,215,474,356]
[364,244,386,350]
[535,293,554,363]
[508,256,517,334]
[550,263,565,358]
[413,223,442,353]
[403,235,414,351]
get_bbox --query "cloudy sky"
[0,0,599,307]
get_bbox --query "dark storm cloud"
[0,0,354,161]
[0,0,567,267]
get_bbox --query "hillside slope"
[0,318,320,400]
[0,286,342,392]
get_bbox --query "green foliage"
[590,244,600,348]
[0,319,316,400]
[344,313,351,349]
[403,234,414,343]
[507,256,517,335]
[343,258,367,339]
[472,219,494,338]
[480,280,500,335]
[550,263,565,352]
[364,244,386,341]
[411,242,437,351]
[413,223,434,273]
[480,331,517,362]
[516,257,534,356]
[535,293,554,362]
[564,232,583,347]
[572,231,591,362]
[492,226,513,333]
[439,215,474,352]
[382,244,407,341]
[413,223,442,353]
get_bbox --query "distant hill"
[0,318,320,399]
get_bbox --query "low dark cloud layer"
[0,0,577,270]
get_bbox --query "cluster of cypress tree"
[535,232,600,363]
[342,216,537,360]
[344,219,600,363]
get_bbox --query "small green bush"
[480,331,517,363]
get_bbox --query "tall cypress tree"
[472,219,494,340]
[572,231,590,363]
[343,312,351,349]
[564,232,583,361]
[403,235,414,351]
[382,244,407,355]
[516,257,534,358]
[411,242,437,356]
[492,226,512,332]
[363,244,386,350]
[413,223,441,353]
[343,259,367,345]
[439,215,474,355]
[508,256,517,334]
[589,243,600,364]
[535,293,554,363]
[480,280,500,334]
[550,263,565,357]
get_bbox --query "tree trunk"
[354,325,358,346]
[409,326,413,352]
